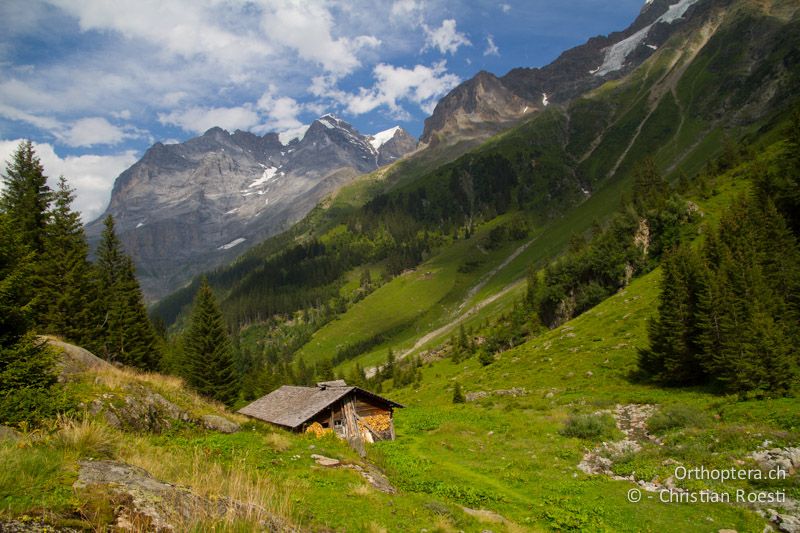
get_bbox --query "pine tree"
[38,176,98,347]
[0,141,51,254]
[183,278,238,405]
[95,215,159,369]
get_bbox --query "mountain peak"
[202,126,228,137]
[369,126,402,150]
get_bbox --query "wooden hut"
[238,380,402,453]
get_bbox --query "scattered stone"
[462,506,508,524]
[0,520,79,532]
[466,391,489,402]
[311,454,340,467]
[768,510,800,533]
[0,425,20,442]
[718,529,738,533]
[750,448,800,476]
[344,463,396,494]
[201,415,239,434]
[585,371,593,377]
[465,388,527,402]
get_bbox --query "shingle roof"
[237,383,402,429]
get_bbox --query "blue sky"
[0,0,646,221]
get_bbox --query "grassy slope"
[353,149,799,531]
[1,359,501,532]
[376,266,797,531]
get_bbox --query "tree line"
[0,141,239,423]
[640,118,800,396]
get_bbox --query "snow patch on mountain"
[592,25,651,76]
[592,0,698,77]
[369,126,401,150]
[218,237,246,250]
[248,167,278,188]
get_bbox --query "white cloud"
[261,1,380,77]
[422,19,471,55]
[0,139,138,221]
[391,0,421,20]
[501,3,512,13]
[48,0,271,66]
[342,61,460,117]
[157,105,262,134]
[484,35,500,57]
[256,86,304,131]
[0,105,140,148]
[57,117,129,147]
[0,103,61,131]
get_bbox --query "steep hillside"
[151,0,800,376]
[420,0,710,146]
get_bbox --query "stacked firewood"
[358,414,391,432]
[305,422,332,437]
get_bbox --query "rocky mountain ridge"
[421,0,706,145]
[86,116,415,300]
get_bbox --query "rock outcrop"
[74,460,293,532]
[421,0,705,145]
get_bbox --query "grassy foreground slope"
[0,346,495,532]
[376,265,798,532]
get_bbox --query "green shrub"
[559,413,616,440]
[647,404,711,434]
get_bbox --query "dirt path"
[456,237,536,315]
[365,279,524,378]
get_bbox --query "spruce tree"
[183,278,238,405]
[39,176,98,347]
[95,215,159,369]
[0,141,51,254]
[0,212,59,424]
[639,246,707,384]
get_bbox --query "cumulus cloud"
[422,19,471,55]
[484,35,500,57]
[501,3,512,13]
[256,86,304,132]
[157,105,262,134]
[57,117,130,147]
[0,139,138,221]
[342,61,460,117]
[261,1,380,77]
[48,0,271,66]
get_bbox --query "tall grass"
[53,415,118,459]
[118,439,293,530]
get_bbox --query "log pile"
[305,422,332,438]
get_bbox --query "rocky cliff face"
[421,0,706,145]
[86,116,415,300]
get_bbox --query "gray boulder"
[201,415,240,434]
